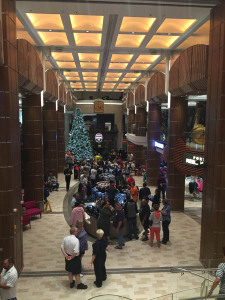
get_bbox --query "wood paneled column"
[146,103,161,186]
[0,0,23,272]
[128,109,135,134]
[43,101,58,180]
[57,106,65,173]
[200,1,225,262]
[22,95,43,209]
[134,107,146,166]
[167,97,187,211]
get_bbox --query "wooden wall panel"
[127,92,134,109]
[200,2,225,263]
[135,84,145,106]
[44,69,58,101]
[147,72,167,102]
[146,103,161,186]
[169,44,208,96]
[167,97,187,211]
[43,101,58,179]
[17,39,43,93]
[59,83,65,104]
[57,106,65,172]
[22,94,43,209]
[0,0,23,273]
[128,109,135,133]
[135,107,146,136]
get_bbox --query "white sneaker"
[80,273,84,278]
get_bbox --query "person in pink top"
[70,202,85,227]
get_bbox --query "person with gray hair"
[89,229,108,288]
[61,227,87,289]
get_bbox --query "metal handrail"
[172,267,214,282]
[181,294,225,300]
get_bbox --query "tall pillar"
[200,2,225,262]
[64,112,70,147]
[0,0,23,271]
[147,103,161,186]
[57,106,65,173]
[127,109,135,134]
[134,107,146,166]
[167,97,187,211]
[135,107,146,136]
[43,101,58,180]
[22,95,43,208]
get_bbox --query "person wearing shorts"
[61,227,87,290]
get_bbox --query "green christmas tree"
[66,107,93,162]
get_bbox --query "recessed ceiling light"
[86,30,89,33]
[49,29,53,32]
[132,32,135,34]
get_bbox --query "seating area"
[22,201,42,229]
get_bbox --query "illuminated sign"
[95,133,103,143]
[154,141,165,150]
[184,153,204,167]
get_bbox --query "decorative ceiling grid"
[16,1,211,95]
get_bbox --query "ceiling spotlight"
[132,32,135,34]
[86,30,89,33]
[49,29,53,32]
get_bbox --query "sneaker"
[70,280,75,288]
[135,236,139,240]
[80,273,84,278]
[94,281,102,288]
[77,283,87,289]
[115,246,122,249]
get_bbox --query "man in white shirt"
[61,227,87,290]
[0,257,18,300]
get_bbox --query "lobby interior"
[1,0,225,299]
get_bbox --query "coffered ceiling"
[16,1,212,97]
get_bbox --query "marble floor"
[17,174,210,300]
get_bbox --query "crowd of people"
[63,150,171,289]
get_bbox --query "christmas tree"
[66,107,93,162]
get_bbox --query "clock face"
[94,101,104,113]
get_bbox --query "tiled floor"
[17,174,205,300]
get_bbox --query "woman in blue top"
[161,199,171,245]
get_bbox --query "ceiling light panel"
[157,18,196,33]
[71,83,82,87]
[86,89,97,91]
[82,72,98,77]
[57,61,76,68]
[80,62,99,69]
[153,63,166,71]
[103,84,115,87]
[85,83,97,86]
[52,52,74,61]
[17,31,35,44]
[70,15,103,31]
[124,73,141,78]
[74,33,102,47]
[122,77,136,82]
[115,34,145,48]
[78,53,100,61]
[146,35,179,48]
[38,32,69,45]
[66,77,80,81]
[83,77,98,81]
[194,20,210,35]
[16,17,24,29]
[136,55,160,63]
[111,54,133,62]
[130,63,150,70]
[105,77,119,82]
[120,17,156,32]
[114,89,124,92]
[177,36,209,49]
[117,84,130,89]
[64,72,79,77]
[106,73,122,77]
[26,13,64,30]
[109,63,128,69]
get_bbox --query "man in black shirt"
[64,164,72,192]
[139,182,151,202]
[139,199,150,241]
[113,202,125,249]
[107,180,116,207]
[124,195,138,240]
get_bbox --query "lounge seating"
[23,201,42,219]
[22,214,31,228]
